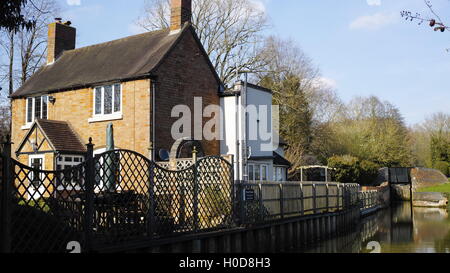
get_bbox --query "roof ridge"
[63,27,171,55]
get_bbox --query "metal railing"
[236,181,360,224]
[359,190,380,212]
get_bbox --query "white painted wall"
[246,86,273,158]
[220,83,286,181]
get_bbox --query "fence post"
[148,157,155,239]
[192,146,199,232]
[238,182,245,225]
[1,135,12,253]
[326,184,329,213]
[279,183,284,219]
[312,183,317,214]
[258,183,263,221]
[300,183,304,216]
[84,138,95,253]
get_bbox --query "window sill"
[88,113,123,123]
[21,124,32,130]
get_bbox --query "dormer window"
[89,84,122,123]
[25,96,48,125]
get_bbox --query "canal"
[299,201,450,253]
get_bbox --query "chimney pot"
[170,0,192,31]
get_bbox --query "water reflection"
[301,202,450,253]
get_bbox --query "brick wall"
[153,29,220,157]
[11,79,151,164]
[11,28,221,167]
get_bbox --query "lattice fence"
[0,144,234,253]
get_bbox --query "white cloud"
[349,12,397,30]
[249,0,270,14]
[67,0,81,6]
[367,0,381,6]
[311,77,338,89]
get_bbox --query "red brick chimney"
[170,0,192,31]
[47,18,76,64]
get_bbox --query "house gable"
[16,122,55,155]
[16,119,86,156]
[151,25,221,157]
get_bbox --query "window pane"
[34,96,41,119]
[114,84,121,112]
[27,98,33,123]
[255,165,261,181]
[248,165,254,181]
[42,96,48,119]
[262,165,267,181]
[104,85,112,115]
[95,87,102,115]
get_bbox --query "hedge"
[328,155,380,186]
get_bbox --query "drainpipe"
[242,74,248,182]
[235,90,240,181]
[150,79,157,161]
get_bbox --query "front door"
[28,155,45,200]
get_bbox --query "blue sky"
[57,0,450,125]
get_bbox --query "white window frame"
[248,163,269,182]
[28,154,46,200]
[56,155,85,191]
[93,148,122,193]
[88,84,123,123]
[261,165,268,181]
[274,166,286,182]
[23,96,48,129]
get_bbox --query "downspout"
[242,75,248,182]
[150,79,157,161]
[235,91,240,181]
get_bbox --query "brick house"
[9,0,222,172]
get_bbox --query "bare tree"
[401,0,449,33]
[0,0,58,136]
[256,36,346,171]
[0,0,58,93]
[18,0,57,84]
[0,104,11,141]
[135,0,270,85]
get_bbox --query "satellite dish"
[159,149,170,161]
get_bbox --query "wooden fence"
[237,182,360,224]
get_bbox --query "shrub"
[328,155,380,185]
[434,161,450,177]
[359,160,380,186]
[328,155,360,184]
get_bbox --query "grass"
[18,199,50,212]
[417,183,450,194]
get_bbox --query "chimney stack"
[170,0,192,32]
[47,19,76,64]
